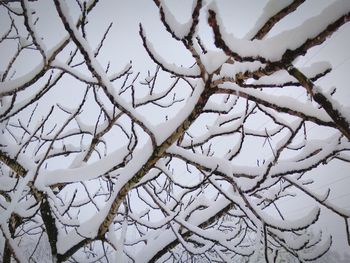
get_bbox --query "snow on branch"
[139,24,201,78]
[1,1,350,262]
[208,0,350,62]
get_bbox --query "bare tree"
[1,0,350,262]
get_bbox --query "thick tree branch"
[0,0,100,98]
[97,76,215,236]
[286,65,350,140]
[215,88,336,129]
[0,150,26,176]
[252,0,306,40]
[54,0,157,148]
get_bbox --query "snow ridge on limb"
[286,64,350,140]
[208,1,350,141]
[139,25,201,78]
[53,0,157,149]
[95,0,210,240]
[2,0,350,262]
[208,0,350,62]
[249,0,305,40]
[96,76,214,237]
[0,0,100,98]
[154,0,202,43]
[149,0,208,78]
